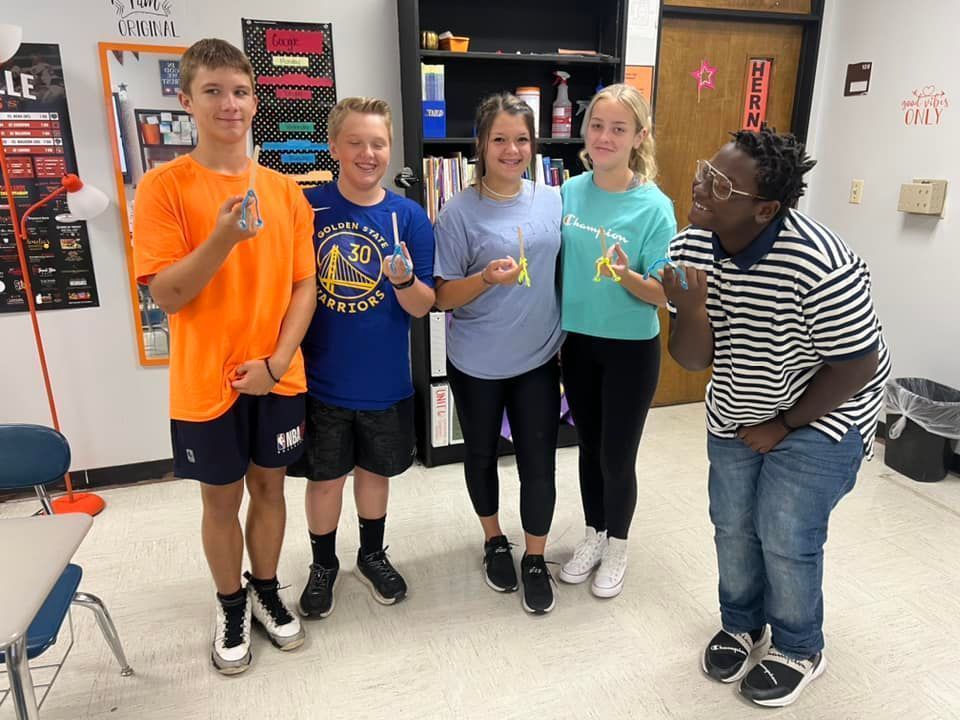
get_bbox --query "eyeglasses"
[695,159,770,202]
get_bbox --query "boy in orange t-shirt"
[133,39,316,675]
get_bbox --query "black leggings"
[561,332,660,539]
[446,357,560,537]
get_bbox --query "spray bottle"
[551,71,572,139]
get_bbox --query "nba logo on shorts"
[276,424,303,455]
[186,449,196,464]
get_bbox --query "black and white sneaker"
[244,572,305,651]
[520,554,556,615]
[298,562,339,619]
[354,547,407,605]
[483,535,518,593]
[701,625,771,683]
[212,593,251,675]
[740,647,827,707]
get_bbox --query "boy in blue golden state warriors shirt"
[291,98,435,616]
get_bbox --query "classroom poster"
[625,65,654,102]
[241,18,339,187]
[159,59,181,96]
[0,43,100,314]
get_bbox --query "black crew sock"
[217,588,245,607]
[309,528,338,568]
[358,514,386,557]
[247,574,277,590]
[749,628,764,644]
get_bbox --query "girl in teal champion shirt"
[558,84,676,599]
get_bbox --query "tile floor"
[2,404,958,720]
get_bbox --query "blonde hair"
[327,97,393,143]
[579,83,658,183]
[180,38,254,96]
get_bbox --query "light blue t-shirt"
[434,181,564,380]
[560,171,677,340]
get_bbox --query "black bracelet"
[264,358,281,384]
[391,275,416,290]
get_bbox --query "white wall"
[1,1,404,470]
[804,0,960,392]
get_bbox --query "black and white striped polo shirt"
[668,208,891,458]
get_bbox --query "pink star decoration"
[690,59,717,103]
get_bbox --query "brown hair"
[179,38,255,95]
[473,93,537,196]
[327,97,393,143]
[579,83,658,182]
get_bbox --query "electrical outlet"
[898,179,948,216]
[849,179,864,204]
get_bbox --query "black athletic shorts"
[287,395,416,481]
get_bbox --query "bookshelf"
[133,108,196,173]
[397,0,629,466]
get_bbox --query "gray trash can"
[885,378,960,482]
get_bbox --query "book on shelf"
[448,390,464,445]
[430,382,450,448]
[428,311,447,378]
[422,152,477,223]
[522,154,567,187]
[421,63,445,101]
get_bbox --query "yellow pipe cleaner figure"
[517,226,531,287]
[594,227,621,283]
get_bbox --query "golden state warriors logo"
[315,222,390,314]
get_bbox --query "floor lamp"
[1,24,111,515]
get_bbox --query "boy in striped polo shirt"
[663,128,890,708]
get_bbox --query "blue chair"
[0,425,133,717]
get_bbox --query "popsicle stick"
[248,145,261,190]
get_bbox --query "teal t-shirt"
[560,172,677,340]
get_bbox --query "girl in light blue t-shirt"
[434,93,563,616]
[558,84,677,599]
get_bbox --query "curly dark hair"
[731,127,817,214]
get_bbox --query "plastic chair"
[0,425,133,716]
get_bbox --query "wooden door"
[652,16,804,406]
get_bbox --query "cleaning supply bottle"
[551,71,572,139]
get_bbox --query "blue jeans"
[707,426,864,659]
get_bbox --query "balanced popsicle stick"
[248,145,260,191]
[390,210,412,274]
[517,226,531,287]
[594,226,621,283]
[239,145,264,231]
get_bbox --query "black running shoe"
[740,647,826,708]
[520,553,556,615]
[354,547,407,605]
[483,535,518,593]
[298,561,339,619]
[701,625,771,683]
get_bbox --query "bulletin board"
[0,43,100,314]
[241,18,339,186]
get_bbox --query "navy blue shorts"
[170,393,306,485]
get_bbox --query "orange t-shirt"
[133,154,315,422]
